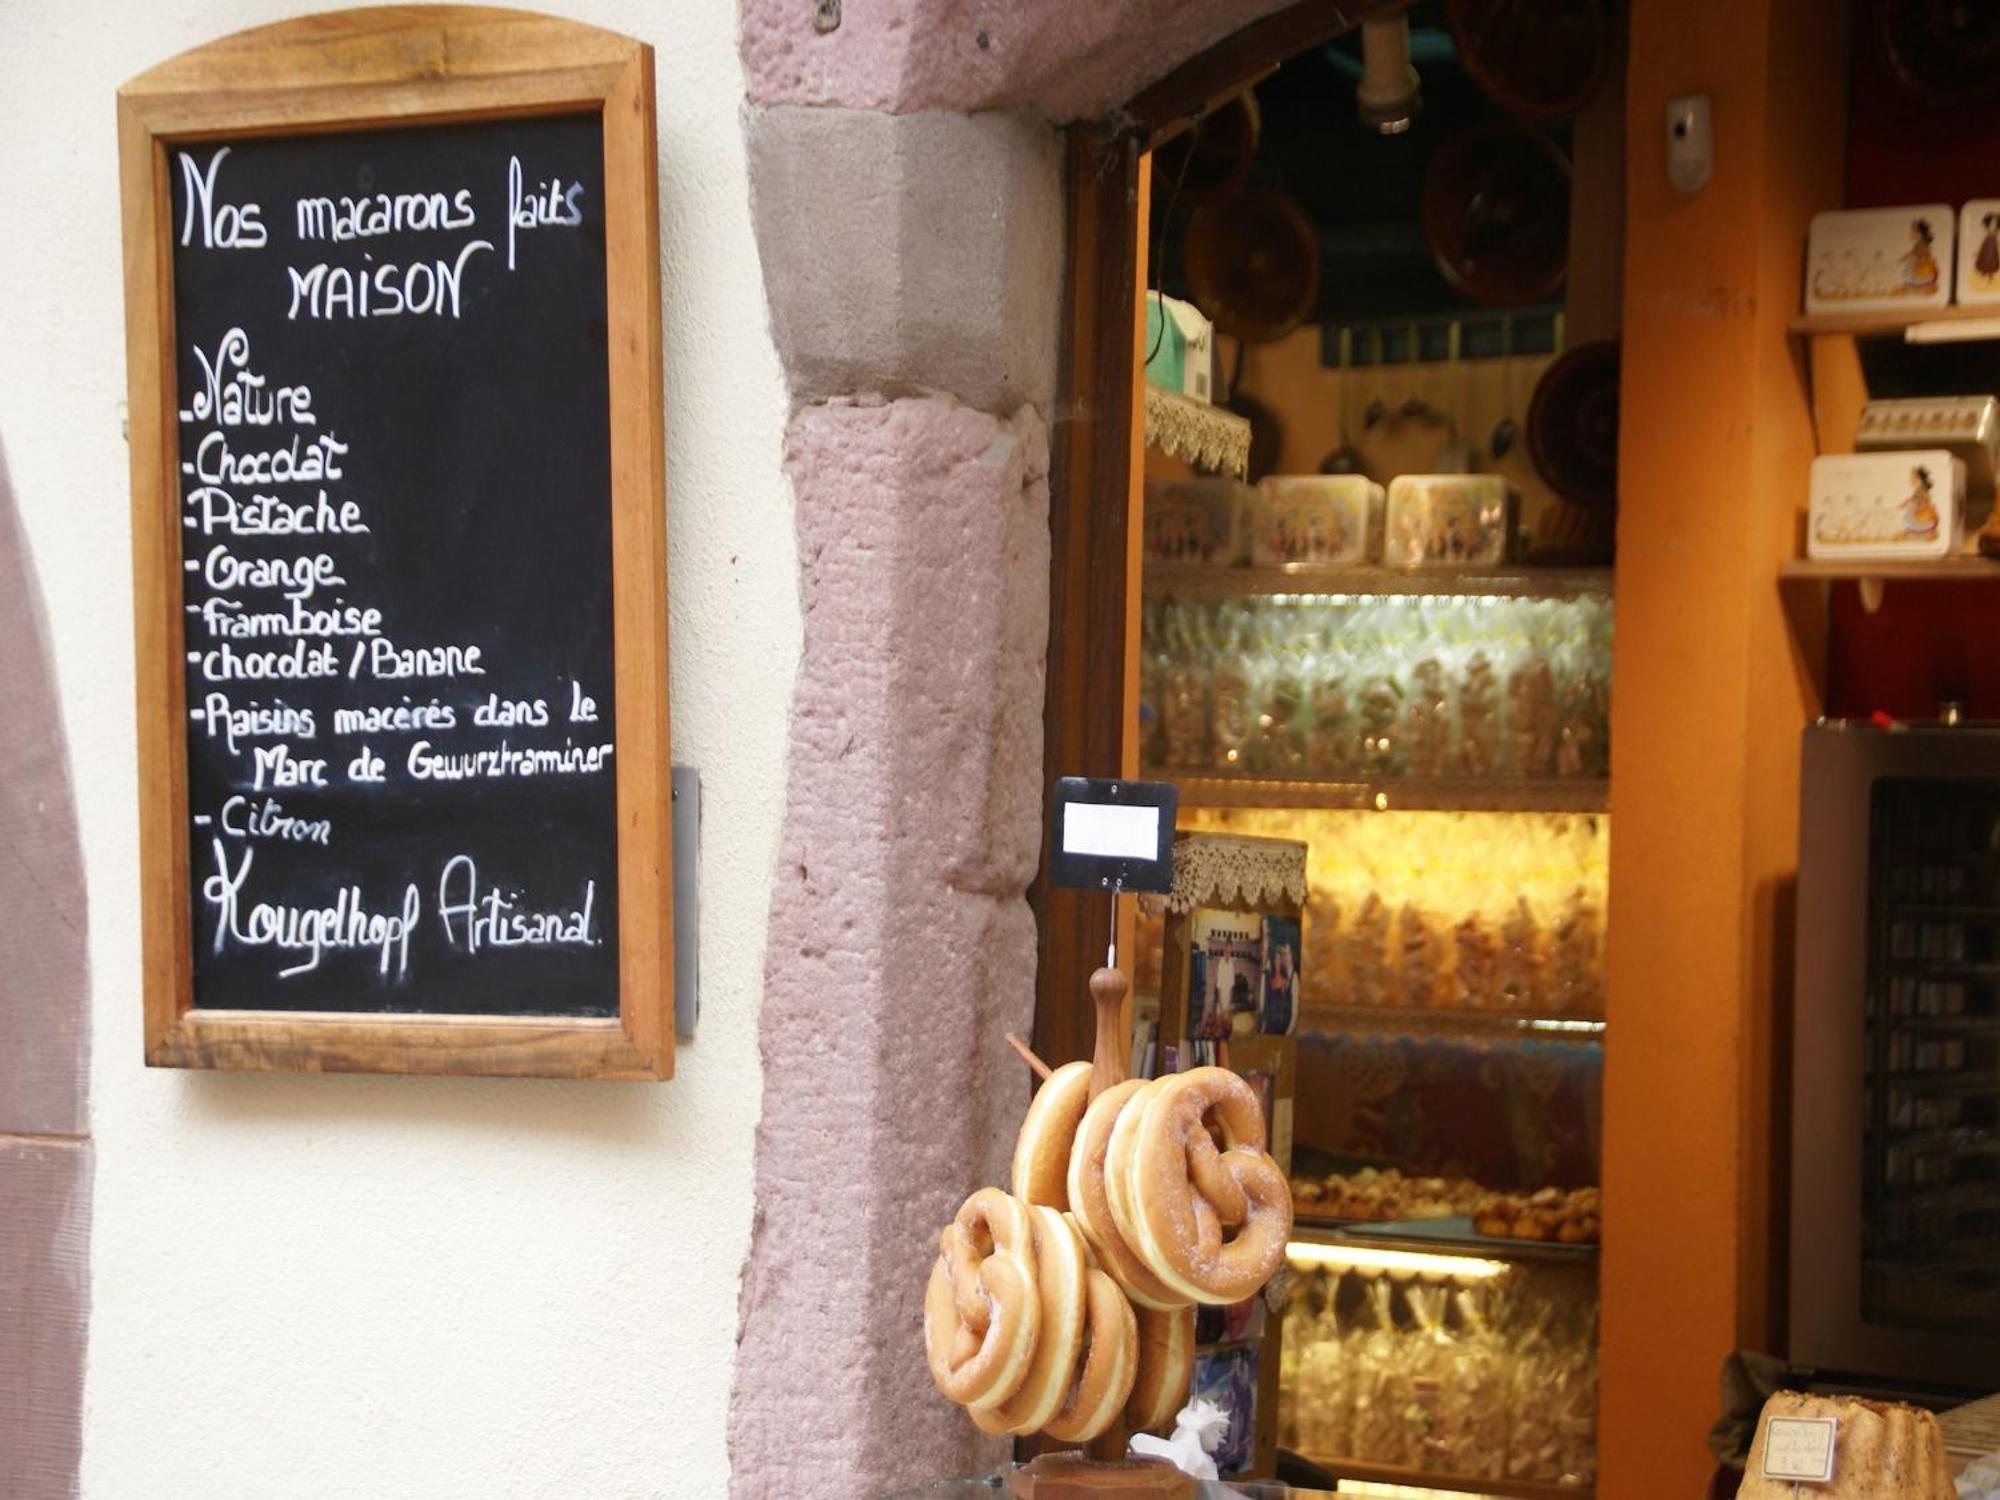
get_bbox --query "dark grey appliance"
[1791,722,2000,1390]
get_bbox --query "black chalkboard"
[169,113,620,1018]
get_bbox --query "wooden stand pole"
[1086,964,1130,1102]
[1085,959,1134,1460]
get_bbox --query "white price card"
[1762,1416,1838,1482]
[1062,801,1162,861]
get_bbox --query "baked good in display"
[1012,1061,1094,1210]
[1125,1305,1197,1432]
[1041,1261,1140,1442]
[969,1206,1089,1436]
[1067,1081,1194,1313]
[924,1188,1043,1410]
[927,1059,1289,1444]
[1291,1166,1486,1222]
[1471,1185,1599,1244]
[1739,1391,1955,1500]
[1109,1069,1293,1305]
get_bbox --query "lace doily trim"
[1144,386,1250,479]
[1142,833,1309,915]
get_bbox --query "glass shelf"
[1304,1004,1605,1039]
[1163,772,1611,815]
[1146,563,1613,604]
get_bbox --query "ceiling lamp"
[1356,11,1423,134]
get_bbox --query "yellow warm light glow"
[1286,1240,1510,1281]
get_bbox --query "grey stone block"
[745,105,1063,414]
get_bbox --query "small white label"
[1762,1416,1837,1482]
[1062,801,1160,861]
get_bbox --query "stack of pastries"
[1471,1185,1600,1245]
[924,1064,1294,1443]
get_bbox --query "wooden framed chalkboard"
[118,9,674,1079]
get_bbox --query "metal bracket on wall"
[672,765,700,1039]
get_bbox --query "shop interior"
[1029,1,2000,1494]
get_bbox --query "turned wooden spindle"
[1086,965,1131,1101]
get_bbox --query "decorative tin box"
[1805,204,1954,315]
[1249,475,1383,566]
[1958,200,2000,307]
[1808,450,1966,561]
[1383,474,1516,568]
[1144,477,1250,566]
[1857,396,1999,523]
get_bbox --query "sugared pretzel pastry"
[971,1205,1088,1435]
[1011,1061,1094,1210]
[1115,1068,1292,1306]
[1065,1080,1191,1312]
[923,1187,1043,1410]
[1125,1304,1196,1432]
[1041,1258,1139,1443]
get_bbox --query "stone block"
[729,397,1049,1499]
[745,106,1062,415]
[0,1136,91,1500]
[740,0,1297,121]
[0,438,87,1138]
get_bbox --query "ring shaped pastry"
[1041,1262,1139,1444]
[1065,1080,1191,1312]
[1120,1067,1293,1306]
[1011,1061,1094,1210]
[922,1187,1043,1411]
[1125,1304,1196,1433]
[976,1205,1090,1435]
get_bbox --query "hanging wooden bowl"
[1868,0,2000,114]
[1421,123,1570,308]
[1526,339,1620,510]
[1448,0,1611,121]
[1184,188,1320,344]
[1151,91,1260,204]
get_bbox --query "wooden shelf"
[1145,562,1613,604]
[1781,556,2000,583]
[1163,772,1610,814]
[1304,1003,1606,1039]
[1293,1451,1594,1499]
[1789,302,2000,339]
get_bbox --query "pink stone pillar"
[0,434,92,1500]
[730,399,1049,1496]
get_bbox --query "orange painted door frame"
[1602,0,1843,1492]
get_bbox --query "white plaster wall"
[0,2,796,1495]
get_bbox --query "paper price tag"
[1762,1416,1838,1482]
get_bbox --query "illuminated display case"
[1136,566,1611,1497]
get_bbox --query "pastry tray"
[1337,1214,1599,1263]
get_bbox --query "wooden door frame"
[1032,0,1397,1067]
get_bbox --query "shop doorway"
[1033,4,1624,1490]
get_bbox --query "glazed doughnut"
[1124,1304,1196,1433]
[1117,1067,1293,1305]
[975,1205,1089,1435]
[1065,1080,1190,1312]
[922,1187,1043,1410]
[1011,1060,1094,1209]
[1041,1260,1139,1443]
